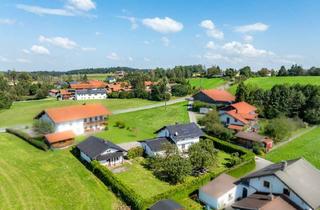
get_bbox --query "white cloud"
[22,49,30,54]
[30,45,50,55]
[235,22,269,33]
[222,41,274,57]
[144,57,150,62]
[106,52,120,60]
[82,47,96,51]
[205,41,216,49]
[17,4,74,16]
[142,17,183,33]
[161,36,170,47]
[243,35,253,42]
[16,58,31,63]
[0,18,16,25]
[39,35,78,49]
[67,0,96,11]
[199,20,224,39]
[0,56,9,62]
[118,16,138,30]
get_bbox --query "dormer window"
[263,181,270,189]
[283,188,290,196]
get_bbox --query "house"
[144,81,158,92]
[199,173,237,209]
[75,89,107,100]
[77,136,126,166]
[114,70,125,78]
[35,103,111,135]
[199,158,320,210]
[141,123,205,156]
[57,89,74,100]
[234,131,273,152]
[44,130,75,149]
[49,89,59,97]
[106,76,116,83]
[220,101,258,131]
[149,199,184,210]
[105,82,132,93]
[70,80,107,90]
[193,89,235,107]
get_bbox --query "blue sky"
[0,0,319,71]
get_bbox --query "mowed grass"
[86,73,112,81]
[0,98,160,127]
[91,102,189,143]
[115,151,231,201]
[266,126,320,169]
[229,76,320,94]
[188,78,225,89]
[0,133,122,210]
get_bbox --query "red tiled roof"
[49,89,59,93]
[144,81,158,86]
[70,80,106,89]
[228,124,244,131]
[201,89,235,102]
[45,130,75,143]
[60,89,73,95]
[226,110,249,124]
[40,103,111,123]
[231,101,257,113]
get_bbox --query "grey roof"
[142,137,173,152]
[156,123,205,142]
[77,136,125,160]
[240,158,320,209]
[149,199,184,210]
[235,131,269,143]
[200,173,236,198]
[75,89,106,95]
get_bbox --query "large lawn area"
[188,78,225,89]
[91,102,189,143]
[0,98,160,127]
[266,126,320,169]
[86,73,112,80]
[0,133,122,210]
[229,76,320,93]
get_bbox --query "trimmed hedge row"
[6,128,49,151]
[81,136,255,210]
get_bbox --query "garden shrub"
[115,121,126,129]
[127,147,144,159]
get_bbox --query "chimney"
[281,160,288,171]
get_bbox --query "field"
[0,98,160,128]
[86,73,112,80]
[188,78,225,89]
[0,133,122,210]
[229,76,320,93]
[91,102,189,143]
[266,126,320,169]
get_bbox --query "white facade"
[220,113,244,126]
[80,151,123,166]
[75,92,107,100]
[142,143,166,157]
[199,187,237,210]
[236,175,313,210]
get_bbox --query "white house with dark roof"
[75,89,107,100]
[76,136,126,166]
[199,158,320,210]
[141,123,205,156]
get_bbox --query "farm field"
[0,133,122,210]
[91,102,189,143]
[188,78,225,89]
[266,126,320,169]
[229,76,320,93]
[0,98,161,128]
[86,73,112,80]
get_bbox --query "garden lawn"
[266,126,320,169]
[0,133,122,210]
[114,151,231,201]
[188,78,225,89]
[229,76,320,94]
[91,102,189,143]
[0,98,160,128]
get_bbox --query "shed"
[45,130,75,149]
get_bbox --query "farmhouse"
[144,81,158,92]
[141,122,205,156]
[35,103,111,135]
[77,136,126,166]
[44,130,75,149]
[58,89,74,100]
[199,158,320,210]
[149,199,184,210]
[235,131,273,152]
[74,89,107,100]
[220,101,258,131]
[106,76,116,83]
[49,89,59,97]
[105,82,132,93]
[193,89,235,107]
[70,80,107,90]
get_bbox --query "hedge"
[6,128,49,151]
[77,136,255,210]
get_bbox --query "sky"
[0,0,320,71]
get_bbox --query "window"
[283,188,290,196]
[84,118,87,122]
[263,181,270,188]
[95,116,98,121]
[226,117,230,124]
[235,119,238,122]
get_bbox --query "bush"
[33,120,54,135]
[6,128,49,151]
[115,121,126,129]
[171,84,190,97]
[127,147,144,159]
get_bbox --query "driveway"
[117,141,142,151]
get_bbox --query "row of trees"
[236,83,320,124]
[146,139,218,184]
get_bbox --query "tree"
[207,66,221,77]
[239,66,252,78]
[277,66,288,76]
[235,82,249,102]
[171,84,191,97]
[288,64,304,76]
[33,120,54,135]
[224,68,237,78]
[257,68,271,77]
[188,139,218,173]
[0,91,13,109]
[150,78,170,101]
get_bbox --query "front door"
[242,188,248,198]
